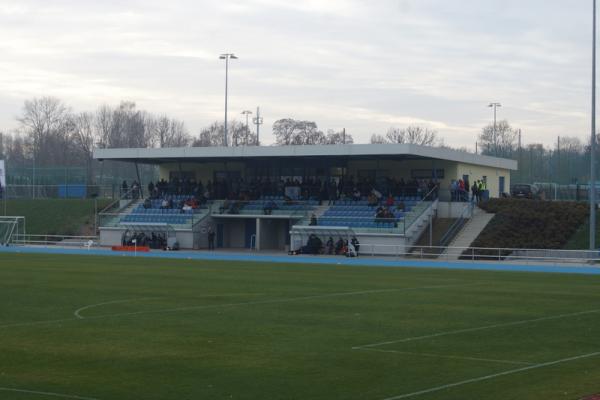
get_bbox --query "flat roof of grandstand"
[94,143,517,170]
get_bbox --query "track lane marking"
[379,351,600,399]
[357,347,534,366]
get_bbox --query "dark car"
[511,183,541,199]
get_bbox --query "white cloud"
[0,0,594,151]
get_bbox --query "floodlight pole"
[488,102,501,157]
[220,53,238,147]
[241,110,252,145]
[253,106,263,146]
[591,0,597,250]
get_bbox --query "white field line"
[0,386,100,400]
[379,351,600,400]
[354,308,600,349]
[357,347,533,366]
[74,293,266,319]
[74,298,156,319]
[85,282,482,320]
[0,282,479,329]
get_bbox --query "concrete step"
[444,207,494,260]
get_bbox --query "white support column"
[255,218,261,251]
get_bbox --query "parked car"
[511,183,541,199]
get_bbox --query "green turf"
[564,219,600,250]
[0,199,111,235]
[0,254,599,400]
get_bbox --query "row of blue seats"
[250,200,320,206]
[334,196,422,205]
[132,208,194,215]
[121,215,192,224]
[318,220,398,229]
[323,210,405,218]
[152,195,192,201]
[328,205,414,212]
[243,203,315,210]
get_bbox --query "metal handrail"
[439,202,474,247]
[402,186,438,234]
[12,233,98,247]
[98,187,140,214]
[357,243,600,263]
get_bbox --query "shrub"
[461,199,588,259]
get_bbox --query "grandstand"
[94,143,517,253]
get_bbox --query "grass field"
[0,253,599,399]
[0,199,111,236]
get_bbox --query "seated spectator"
[351,236,360,255]
[346,240,357,257]
[341,239,349,255]
[335,237,344,255]
[143,198,152,209]
[160,198,169,209]
[352,188,361,201]
[385,194,394,208]
[220,199,230,214]
[309,213,317,226]
[375,207,385,224]
[326,237,334,255]
[263,199,277,215]
[228,201,241,214]
[371,187,382,200]
[302,234,322,255]
[367,193,378,207]
[383,207,396,226]
[396,201,405,211]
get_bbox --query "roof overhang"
[93,143,518,170]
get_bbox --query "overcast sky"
[0,0,595,148]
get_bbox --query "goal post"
[0,216,25,246]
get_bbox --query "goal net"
[0,216,25,246]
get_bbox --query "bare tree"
[151,115,191,148]
[369,133,387,144]
[272,119,325,145]
[479,120,517,158]
[73,112,98,182]
[193,120,255,147]
[194,122,223,147]
[385,126,439,146]
[17,97,75,166]
[324,129,354,144]
[94,105,113,149]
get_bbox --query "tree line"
[0,96,596,187]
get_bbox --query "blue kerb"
[1,246,599,276]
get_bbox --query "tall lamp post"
[241,110,252,145]
[591,0,597,250]
[488,102,501,157]
[219,53,238,147]
[253,106,263,146]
